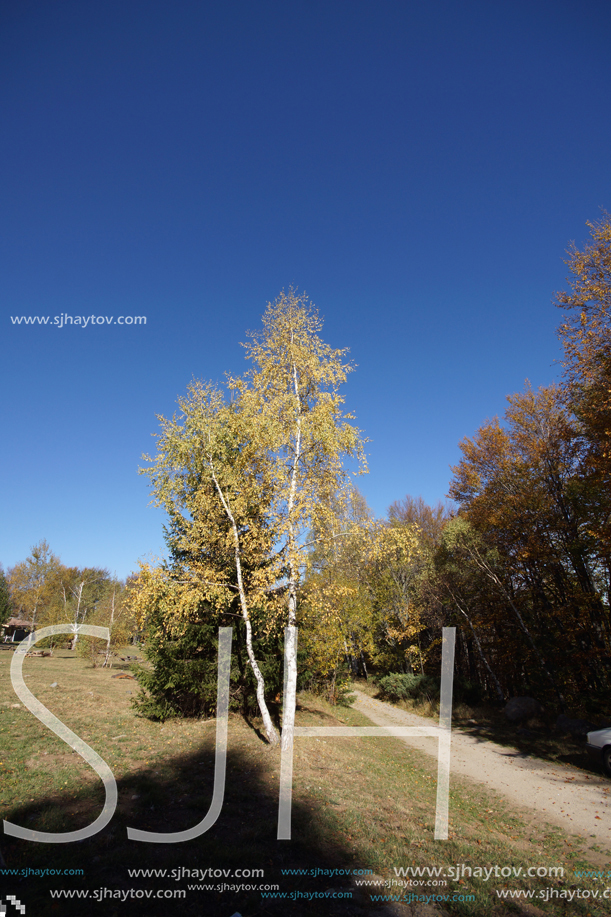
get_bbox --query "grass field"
[0,646,609,916]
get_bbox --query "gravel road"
[351,689,611,849]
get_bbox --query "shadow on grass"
[1,734,360,917]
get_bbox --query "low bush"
[377,672,439,702]
[376,672,484,707]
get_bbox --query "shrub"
[377,672,439,702]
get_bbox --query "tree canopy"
[133,289,367,744]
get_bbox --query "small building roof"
[2,617,34,629]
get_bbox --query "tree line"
[413,215,611,716]
[1,541,135,664]
[4,216,610,725]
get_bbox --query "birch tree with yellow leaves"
[231,290,367,749]
[137,290,367,747]
[138,381,281,744]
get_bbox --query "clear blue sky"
[2,0,610,579]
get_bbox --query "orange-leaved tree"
[556,213,611,565]
[449,382,610,706]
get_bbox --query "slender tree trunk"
[343,637,354,674]
[417,634,425,675]
[447,587,505,702]
[468,545,565,709]
[70,582,85,650]
[243,614,279,743]
[281,353,302,752]
[281,587,299,749]
[209,461,279,746]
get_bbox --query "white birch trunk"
[70,582,84,650]
[209,461,280,746]
[281,602,298,750]
[281,354,302,751]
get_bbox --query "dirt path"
[351,689,611,849]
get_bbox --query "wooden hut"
[1,617,34,643]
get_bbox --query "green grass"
[0,648,609,917]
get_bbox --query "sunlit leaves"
[136,290,367,739]
[556,213,611,553]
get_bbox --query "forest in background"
[2,215,610,723]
